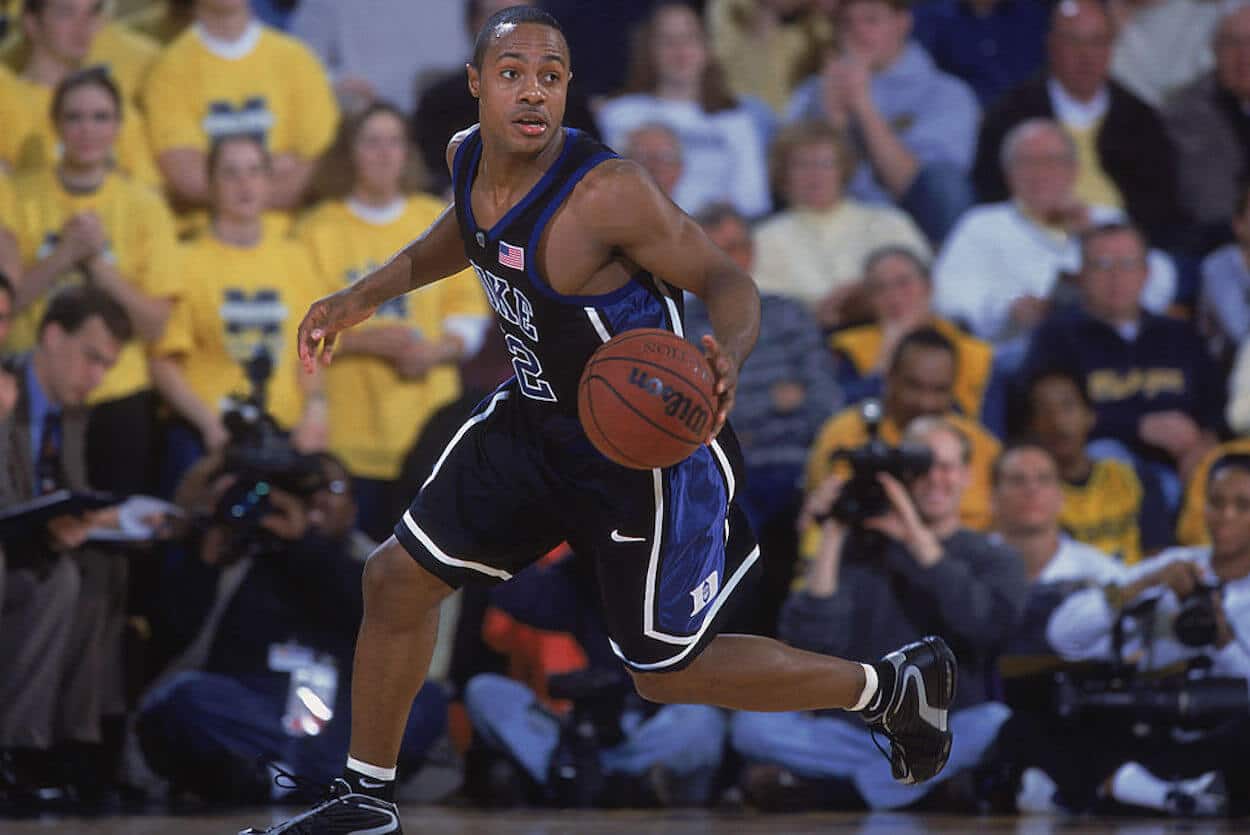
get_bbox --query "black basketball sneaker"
[238,779,401,834]
[861,635,957,785]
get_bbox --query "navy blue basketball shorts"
[393,381,762,673]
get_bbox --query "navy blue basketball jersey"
[451,126,686,417]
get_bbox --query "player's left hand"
[701,334,738,441]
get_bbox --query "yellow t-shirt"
[141,24,338,159]
[830,318,993,420]
[805,408,1001,536]
[4,167,180,402]
[0,170,13,221]
[1066,121,1124,212]
[1177,438,1250,546]
[8,76,161,189]
[0,21,159,104]
[155,231,323,430]
[1059,458,1144,565]
[0,64,33,169]
[297,196,488,479]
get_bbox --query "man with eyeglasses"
[1021,222,1224,510]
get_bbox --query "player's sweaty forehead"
[483,22,570,70]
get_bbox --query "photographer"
[731,416,1027,811]
[135,453,446,804]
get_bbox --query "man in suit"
[0,284,130,811]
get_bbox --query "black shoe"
[238,779,402,834]
[861,636,956,785]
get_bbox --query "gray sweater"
[780,529,1028,712]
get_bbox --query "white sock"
[1015,767,1061,814]
[850,663,878,711]
[346,756,397,782]
[1109,761,1171,811]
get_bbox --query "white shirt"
[1037,536,1127,586]
[933,202,1177,343]
[1110,0,1236,109]
[1047,79,1110,130]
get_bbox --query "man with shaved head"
[972,0,1178,244]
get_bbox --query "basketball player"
[243,8,955,833]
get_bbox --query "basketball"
[578,328,717,469]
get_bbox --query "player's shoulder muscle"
[446,124,480,178]
[573,157,672,244]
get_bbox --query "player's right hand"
[297,290,376,373]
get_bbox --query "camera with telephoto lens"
[821,400,933,526]
[213,347,325,557]
[1173,580,1225,648]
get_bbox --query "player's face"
[866,254,930,324]
[1047,0,1112,101]
[1216,8,1250,101]
[210,139,271,224]
[469,23,570,155]
[909,428,968,527]
[784,140,843,210]
[1006,127,1077,218]
[839,2,910,71]
[25,0,102,64]
[352,110,408,197]
[887,346,954,429]
[1028,375,1094,464]
[56,84,120,169]
[1080,231,1148,323]
[650,5,708,90]
[1207,467,1250,565]
[993,447,1064,535]
[704,217,754,272]
[40,316,120,406]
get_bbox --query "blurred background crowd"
[3,0,1250,822]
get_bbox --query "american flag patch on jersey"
[499,241,525,270]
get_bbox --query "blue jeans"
[730,702,1011,810]
[465,673,727,805]
[137,671,447,790]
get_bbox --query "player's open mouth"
[514,115,547,136]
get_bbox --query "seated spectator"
[685,202,841,635]
[1021,223,1224,503]
[1197,179,1250,365]
[1176,436,1250,547]
[807,327,1002,532]
[623,122,685,200]
[412,0,598,195]
[465,549,727,808]
[137,454,447,804]
[121,0,194,46]
[832,245,991,421]
[1025,369,1170,565]
[786,0,979,243]
[150,135,327,491]
[597,1,772,219]
[5,70,180,497]
[911,0,1048,109]
[996,453,1250,817]
[140,0,339,212]
[705,0,834,115]
[298,103,490,542]
[1109,0,1233,110]
[973,0,1179,245]
[752,120,930,326]
[937,119,1176,353]
[0,287,132,813]
[1,0,158,103]
[733,416,1025,811]
[8,0,160,186]
[1164,6,1250,250]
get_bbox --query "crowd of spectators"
[2,0,1250,823]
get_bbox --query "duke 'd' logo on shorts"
[627,368,709,436]
[690,571,719,617]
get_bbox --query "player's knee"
[362,536,453,614]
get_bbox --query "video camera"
[822,400,933,526]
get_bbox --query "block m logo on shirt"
[220,287,287,366]
[202,97,275,142]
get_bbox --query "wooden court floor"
[1,809,1240,834]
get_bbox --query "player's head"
[467,6,570,154]
[695,203,753,272]
[863,246,930,326]
[991,442,1064,538]
[23,0,103,67]
[1024,368,1094,467]
[884,326,957,429]
[0,273,14,347]
[35,285,129,407]
[207,133,272,226]
[51,66,122,171]
[902,415,970,529]
[1206,453,1250,565]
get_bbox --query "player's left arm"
[580,159,760,437]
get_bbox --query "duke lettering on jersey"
[471,263,539,342]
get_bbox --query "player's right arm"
[298,132,474,372]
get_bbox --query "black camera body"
[1054,665,1248,728]
[1173,580,1224,648]
[824,400,933,526]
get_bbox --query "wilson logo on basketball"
[627,368,709,435]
